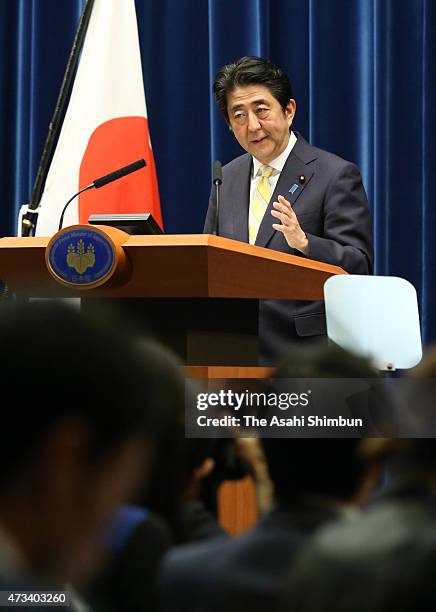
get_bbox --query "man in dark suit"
[281,442,436,612]
[159,437,368,612]
[0,301,184,610]
[204,56,373,365]
[158,344,381,612]
[281,353,436,612]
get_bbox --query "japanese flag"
[36,0,162,236]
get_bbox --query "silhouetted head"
[0,300,184,582]
[262,343,380,506]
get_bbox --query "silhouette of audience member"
[143,419,244,544]
[85,425,233,612]
[84,507,172,612]
[280,347,436,612]
[0,301,183,609]
[158,343,380,612]
[181,439,228,542]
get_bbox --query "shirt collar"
[252,130,297,177]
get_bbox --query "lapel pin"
[299,175,306,184]
[289,183,298,194]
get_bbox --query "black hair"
[0,301,184,484]
[213,56,294,123]
[262,343,380,506]
[389,346,436,467]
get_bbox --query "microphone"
[93,159,146,188]
[58,158,146,231]
[213,160,222,236]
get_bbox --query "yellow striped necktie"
[249,164,274,244]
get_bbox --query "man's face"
[27,425,153,583]
[227,84,296,165]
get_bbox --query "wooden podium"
[0,229,345,534]
[0,231,345,372]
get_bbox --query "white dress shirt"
[249,130,298,231]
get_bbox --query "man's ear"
[285,99,297,126]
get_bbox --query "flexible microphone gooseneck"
[57,159,146,231]
[213,160,222,236]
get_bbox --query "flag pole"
[21,0,96,237]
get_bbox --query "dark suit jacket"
[84,512,172,612]
[280,478,436,612]
[204,134,373,365]
[159,502,340,612]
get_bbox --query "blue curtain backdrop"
[0,0,435,345]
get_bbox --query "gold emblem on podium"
[66,239,96,274]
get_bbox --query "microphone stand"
[214,180,220,236]
[213,161,222,236]
[58,185,94,232]
[21,0,96,237]
[57,159,146,231]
